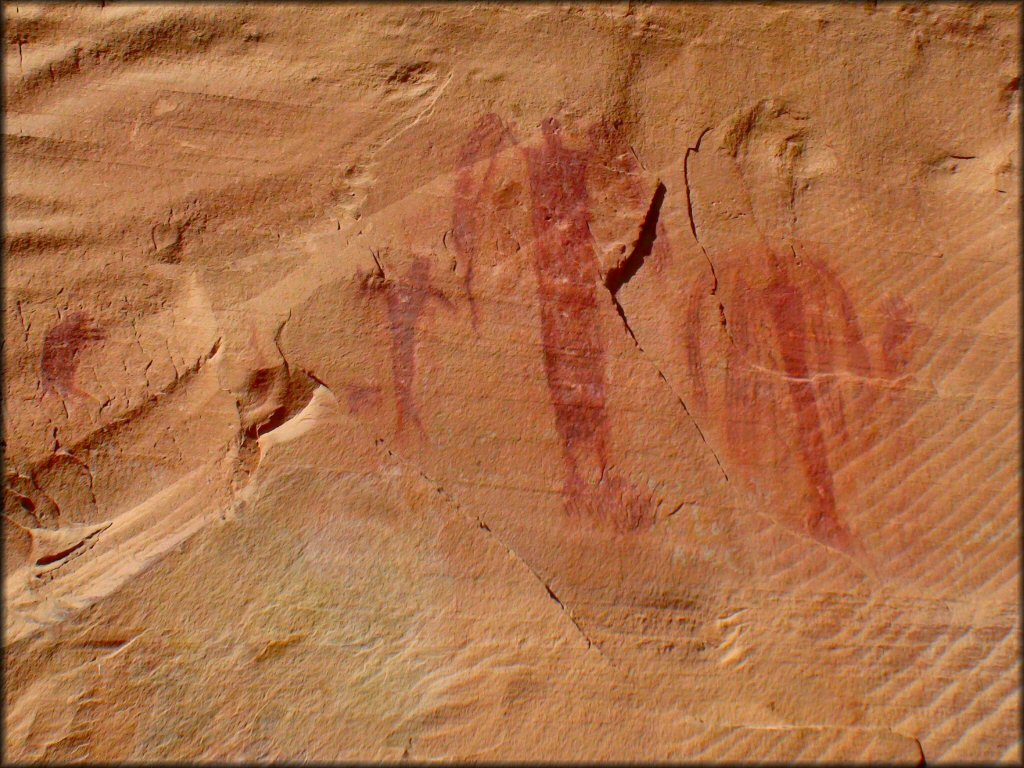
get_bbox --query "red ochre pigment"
[685,243,917,555]
[40,312,106,402]
[384,256,452,442]
[522,119,652,531]
[451,113,517,331]
[451,114,922,543]
[451,115,661,530]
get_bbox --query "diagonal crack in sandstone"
[408,459,614,666]
[603,180,730,484]
[298,369,614,668]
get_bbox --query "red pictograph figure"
[522,119,653,531]
[448,113,922,547]
[40,312,106,403]
[451,113,518,332]
[677,117,930,561]
[760,252,868,553]
[384,256,453,443]
[685,240,920,558]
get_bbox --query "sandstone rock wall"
[3,3,1019,762]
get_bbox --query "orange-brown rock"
[3,3,1019,762]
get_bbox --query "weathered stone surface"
[3,3,1019,762]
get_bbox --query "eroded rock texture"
[3,3,1019,763]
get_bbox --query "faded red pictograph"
[381,256,453,443]
[343,384,383,417]
[40,312,106,402]
[520,118,654,531]
[450,114,922,547]
[451,113,519,331]
[449,115,659,530]
[879,293,915,375]
[685,241,919,556]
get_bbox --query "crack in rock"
[367,431,614,667]
[599,181,730,484]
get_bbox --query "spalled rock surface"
[3,3,1019,763]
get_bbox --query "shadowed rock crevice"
[598,182,731,485]
[605,181,667,300]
